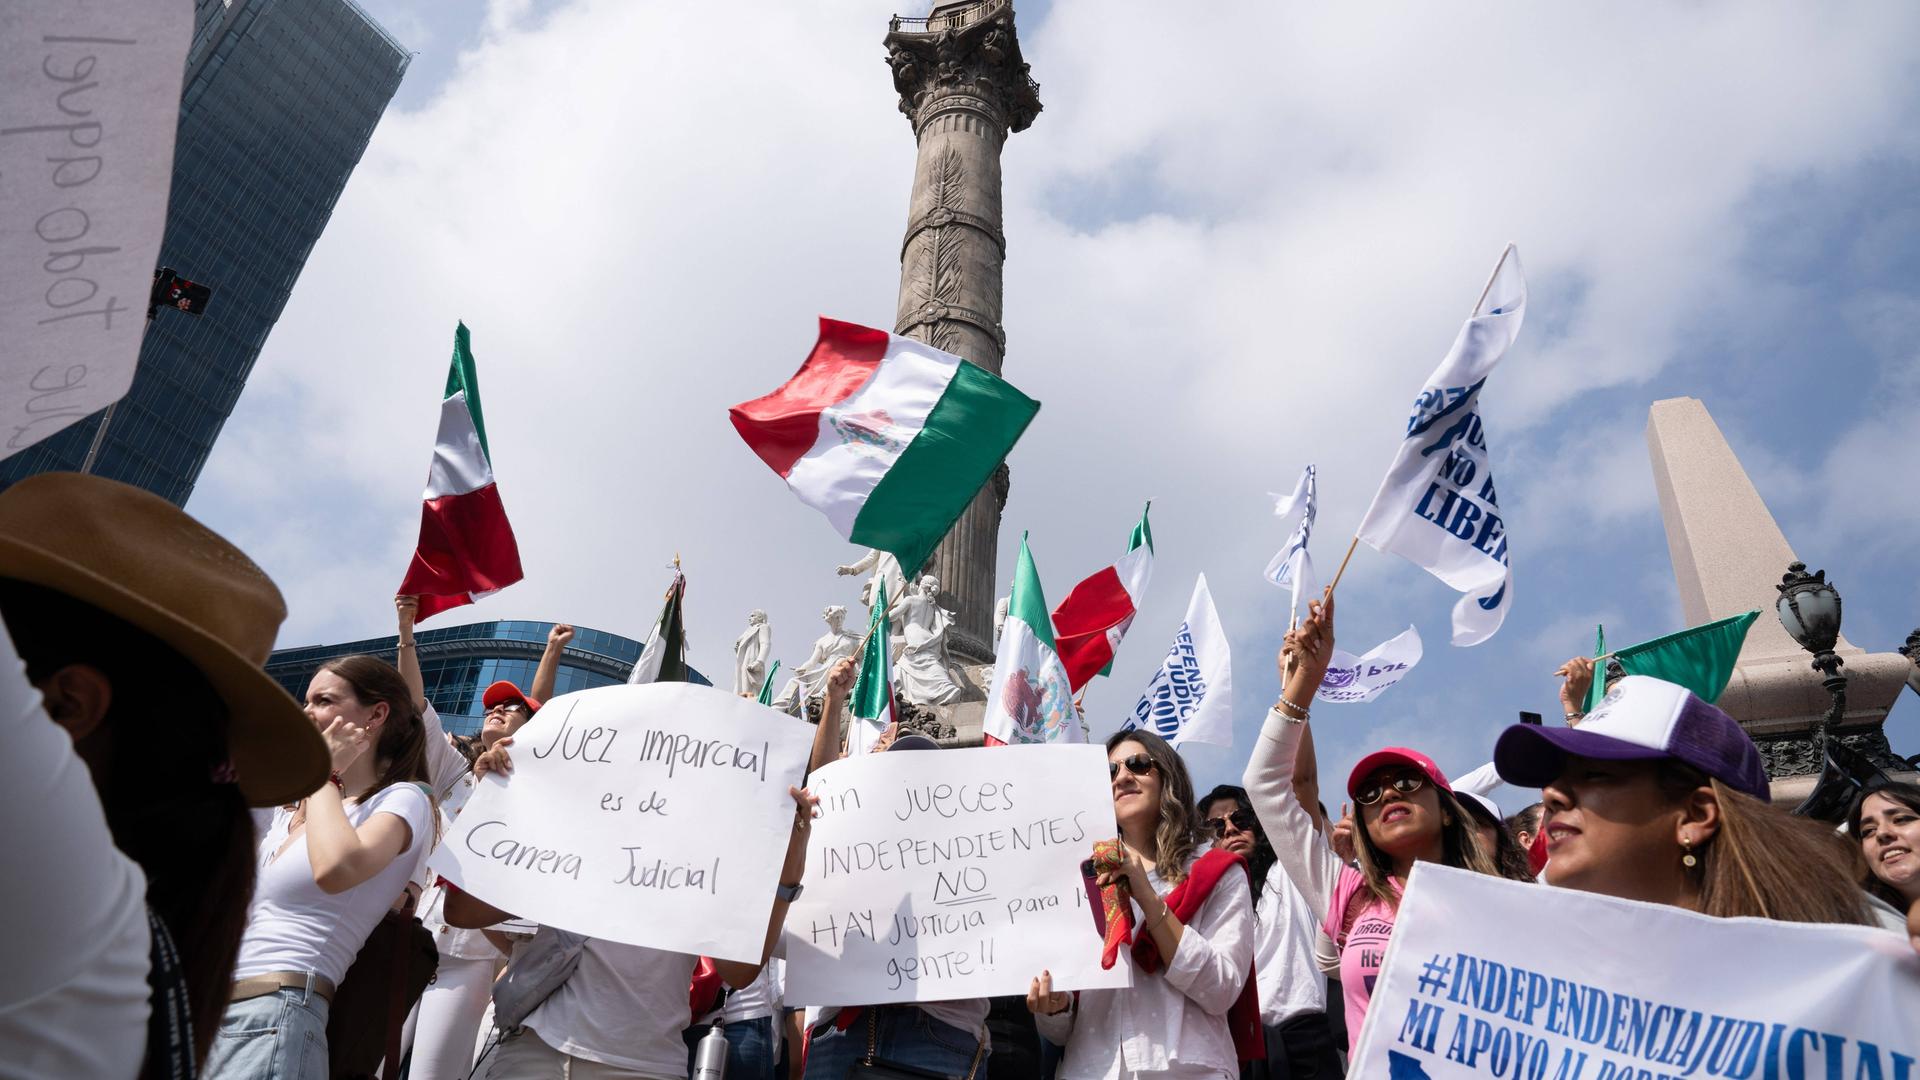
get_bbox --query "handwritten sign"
[782,744,1132,1005]
[1351,864,1920,1078]
[2,0,192,460]
[430,683,812,963]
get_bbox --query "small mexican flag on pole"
[629,569,690,685]
[729,317,1041,578]
[985,535,1082,746]
[847,579,896,756]
[398,323,523,623]
[1051,503,1154,691]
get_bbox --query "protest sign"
[430,683,811,963]
[782,744,1132,1005]
[2,0,192,460]
[1317,625,1422,703]
[1351,864,1920,1079]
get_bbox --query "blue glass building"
[0,0,409,504]
[266,620,708,737]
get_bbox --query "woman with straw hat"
[0,473,330,1078]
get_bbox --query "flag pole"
[1327,535,1361,594]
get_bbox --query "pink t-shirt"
[1321,865,1399,1054]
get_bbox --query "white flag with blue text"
[1263,464,1318,619]
[1316,625,1422,704]
[1355,246,1525,646]
[1125,574,1234,748]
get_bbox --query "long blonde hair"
[1106,729,1201,883]
[1663,766,1871,924]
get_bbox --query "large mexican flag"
[985,535,1082,746]
[398,324,523,622]
[730,317,1041,578]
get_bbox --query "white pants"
[405,954,498,1080]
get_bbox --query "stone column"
[884,0,1041,662]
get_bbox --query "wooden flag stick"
[1327,534,1362,595]
[1471,242,1517,316]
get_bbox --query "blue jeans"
[803,1007,981,1080]
[202,986,331,1080]
[683,1015,778,1080]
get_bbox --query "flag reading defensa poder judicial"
[398,324,524,622]
[729,318,1040,580]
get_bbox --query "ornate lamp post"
[1775,561,1846,751]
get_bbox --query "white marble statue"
[772,606,862,714]
[732,609,771,696]
[892,574,966,706]
[837,548,908,628]
[994,595,1009,643]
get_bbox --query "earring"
[1680,836,1697,868]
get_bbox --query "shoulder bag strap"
[380,914,409,1080]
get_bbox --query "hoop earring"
[1680,836,1697,868]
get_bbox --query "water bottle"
[691,1023,727,1079]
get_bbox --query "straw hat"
[0,473,327,806]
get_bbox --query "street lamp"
[1775,561,1846,750]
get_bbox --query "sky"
[185,0,1920,812]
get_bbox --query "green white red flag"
[398,324,523,623]
[729,318,1041,579]
[1051,504,1154,691]
[984,535,1082,746]
[847,580,895,755]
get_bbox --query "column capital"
[885,0,1042,134]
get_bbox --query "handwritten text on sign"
[783,744,1131,1005]
[1351,864,1920,1078]
[430,684,811,963]
[2,1,192,460]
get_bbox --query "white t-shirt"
[1251,871,1327,1026]
[712,958,782,1025]
[234,783,434,984]
[0,619,150,1080]
[524,938,696,1074]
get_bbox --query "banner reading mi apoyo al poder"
[1351,864,1920,1079]
[783,744,1132,1005]
[432,683,811,963]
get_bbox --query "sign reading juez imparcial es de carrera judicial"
[783,744,1132,1006]
[431,683,812,963]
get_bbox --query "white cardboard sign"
[2,0,192,459]
[1351,863,1920,1078]
[431,683,812,963]
[782,744,1132,1005]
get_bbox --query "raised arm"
[1244,590,1343,917]
[395,595,426,711]
[1295,714,1325,832]
[807,657,856,776]
[530,623,573,703]
[398,595,466,798]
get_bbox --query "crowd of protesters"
[1,473,1916,1080]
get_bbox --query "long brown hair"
[1344,784,1497,941]
[317,655,431,800]
[1659,763,1870,924]
[1848,782,1920,913]
[1,580,255,1069]
[1106,729,1201,882]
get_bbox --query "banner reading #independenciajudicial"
[1351,864,1920,1079]
[431,683,811,963]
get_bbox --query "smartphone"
[1519,711,1543,726]
[1079,859,1108,938]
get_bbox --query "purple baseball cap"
[1494,676,1770,801]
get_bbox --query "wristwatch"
[776,881,804,903]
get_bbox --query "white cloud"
[190,0,1920,784]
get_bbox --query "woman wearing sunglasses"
[1243,590,1495,1054]
[1027,730,1259,1078]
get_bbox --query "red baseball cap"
[1346,747,1451,800]
[483,680,542,713]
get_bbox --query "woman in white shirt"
[203,655,438,1080]
[1028,729,1258,1079]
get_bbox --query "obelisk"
[1647,397,1913,798]
[884,0,1042,662]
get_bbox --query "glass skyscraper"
[266,620,710,738]
[0,0,409,504]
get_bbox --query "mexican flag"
[730,318,1041,579]
[985,535,1082,746]
[1051,504,1154,691]
[398,324,523,623]
[847,580,895,756]
[1585,611,1759,713]
[629,571,690,685]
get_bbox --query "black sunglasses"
[1355,771,1427,806]
[1109,754,1156,781]
[1204,809,1259,838]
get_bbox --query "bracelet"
[1564,711,1583,722]
[1275,697,1310,721]
[327,771,344,791]
[398,641,416,650]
